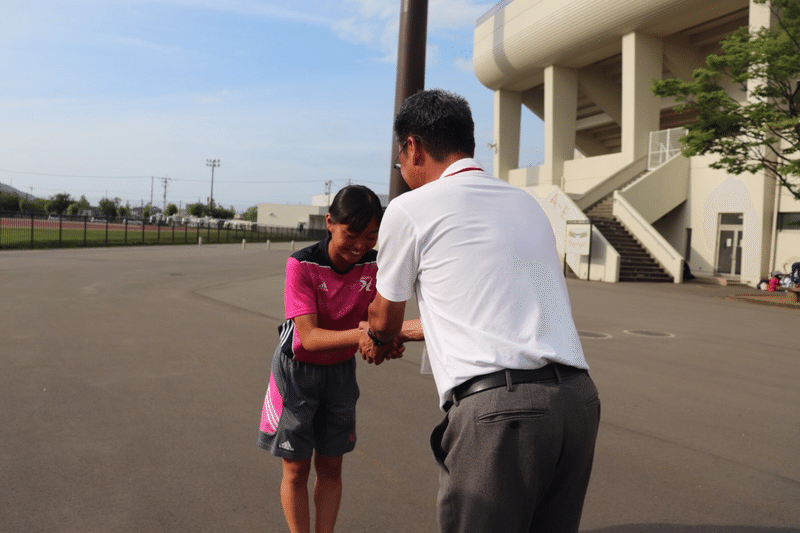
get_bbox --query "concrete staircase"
[585,197,673,282]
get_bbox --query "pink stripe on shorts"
[260,372,283,435]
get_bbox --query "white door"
[716,213,743,276]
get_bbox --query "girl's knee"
[283,458,312,485]
[314,454,343,481]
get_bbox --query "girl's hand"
[385,340,405,361]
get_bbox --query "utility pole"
[161,176,169,213]
[206,159,220,208]
[325,180,333,208]
[389,0,428,200]
[150,176,154,208]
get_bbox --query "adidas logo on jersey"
[279,440,294,452]
[319,282,328,291]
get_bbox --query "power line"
[0,168,149,179]
[0,168,377,185]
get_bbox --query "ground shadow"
[585,525,799,533]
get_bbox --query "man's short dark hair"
[393,89,476,161]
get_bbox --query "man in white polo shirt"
[360,89,600,533]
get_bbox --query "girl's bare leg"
[281,458,312,533]
[313,454,343,533]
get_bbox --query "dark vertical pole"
[30,212,34,248]
[59,214,63,247]
[586,224,593,281]
[389,0,428,200]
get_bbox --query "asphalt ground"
[1,244,797,533]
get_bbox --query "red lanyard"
[443,167,482,178]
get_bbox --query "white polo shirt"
[376,158,588,408]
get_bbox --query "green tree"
[46,193,74,214]
[210,204,235,219]
[0,192,20,212]
[34,198,48,212]
[186,203,205,217]
[98,197,119,218]
[143,204,152,219]
[652,0,800,199]
[166,203,178,216]
[20,198,47,213]
[76,195,91,213]
[117,203,131,218]
[242,205,258,222]
[66,203,81,216]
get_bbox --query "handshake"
[357,319,423,366]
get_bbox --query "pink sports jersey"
[282,239,378,364]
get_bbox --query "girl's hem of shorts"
[257,433,311,460]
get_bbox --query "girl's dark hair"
[328,185,383,233]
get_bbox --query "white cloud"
[330,0,492,58]
[331,17,376,46]
[427,44,441,67]
[454,57,473,72]
[429,0,494,30]
[343,0,396,21]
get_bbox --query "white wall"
[257,203,325,228]
[652,202,690,260]
[563,153,626,195]
[687,155,770,283]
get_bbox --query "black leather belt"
[451,363,584,403]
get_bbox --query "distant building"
[310,193,389,209]
[257,203,327,230]
[258,190,389,230]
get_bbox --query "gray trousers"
[430,370,600,533]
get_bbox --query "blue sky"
[1,0,544,212]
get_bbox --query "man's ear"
[407,136,425,167]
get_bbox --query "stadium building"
[473,0,800,284]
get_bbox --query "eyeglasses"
[394,139,409,171]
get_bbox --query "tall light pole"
[206,159,220,207]
[389,0,428,200]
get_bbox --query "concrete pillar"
[493,89,522,182]
[745,0,778,282]
[621,32,663,162]
[542,65,577,187]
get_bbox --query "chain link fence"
[0,212,326,250]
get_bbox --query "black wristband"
[367,329,390,346]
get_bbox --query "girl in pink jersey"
[258,185,412,533]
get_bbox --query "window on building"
[777,212,800,230]
[720,213,743,225]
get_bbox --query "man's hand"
[358,321,399,365]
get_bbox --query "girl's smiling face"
[326,214,379,271]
